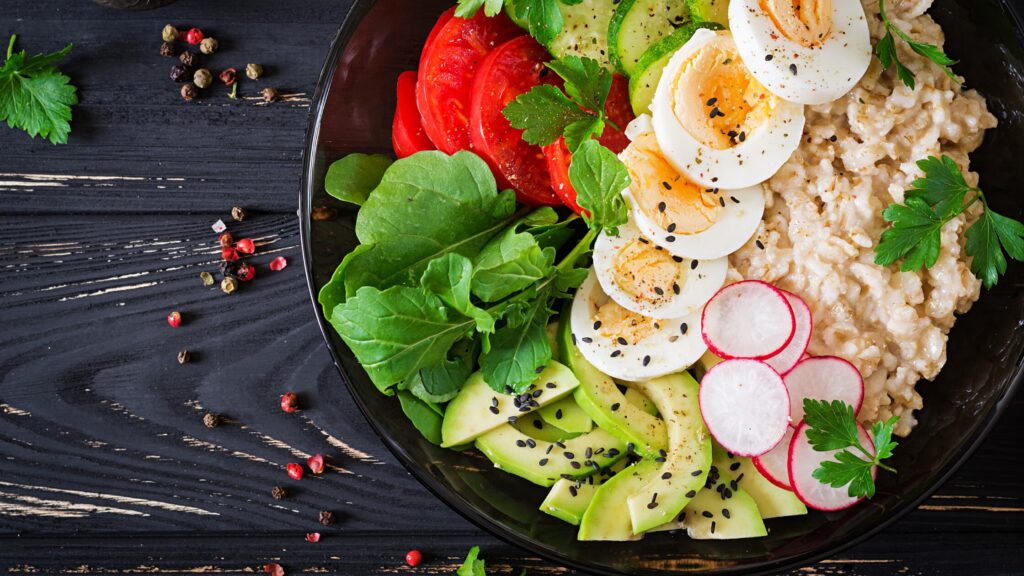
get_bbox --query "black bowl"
[300,1,1024,573]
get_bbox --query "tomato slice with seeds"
[470,36,562,206]
[417,9,522,154]
[392,71,435,158]
[544,75,636,213]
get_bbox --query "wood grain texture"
[0,0,1021,574]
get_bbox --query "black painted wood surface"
[0,1,1020,574]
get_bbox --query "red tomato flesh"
[392,71,435,158]
[471,36,562,206]
[544,75,636,213]
[417,10,521,155]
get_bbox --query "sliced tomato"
[392,71,435,158]
[471,36,562,206]
[417,10,522,155]
[544,75,636,213]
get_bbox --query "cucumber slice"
[539,396,594,434]
[546,0,618,69]
[579,459,661,540]
[628,21,719,115]
[687,0,730,27]
[475,424,627,487]
[609,0,692,76]
[540,459,627,525]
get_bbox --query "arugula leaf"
[874,197,945,272]
[455,0,505,18]
[331,285,474,392]
[396,390,444,444]
[479,289,554,394]
[421,253,495,333]
[0,35,77,145]
[472,227,556,303]
[568,139,630,233]
[503,84,593,148]
[876,0,958,90]
[404,338,479,403]
[324,153,393,206]
[457,546,487,576]
[508,0,564,45]
[342,151,518,295]
[318,244,373,321]
[521,206,560,227]
[803,399,862,452]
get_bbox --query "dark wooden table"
[0,1,1021,574]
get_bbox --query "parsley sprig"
[0,35,78,145]
[502,55,620,152]
[804,399,899,499]
[456,546,527,576]
[874,155,1024,288]
[875,0,958,90]
[457,0,568,45]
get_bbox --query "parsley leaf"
[502,84,593,149]
[546,56,611,115]
[455,0,505,18]
[804,399,900,499]
[905,155,973,218]
[457,546,487,576]
[569,139,630,234]
[508,0,565,45]
[0,35,78,145]
[966,208,1024,289]
[875,197,946,272]
[876,0,958,90]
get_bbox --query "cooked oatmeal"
[727,0,998,436]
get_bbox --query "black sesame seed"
[730,480,738,491]
[711,521,716,534]
[527,439,537,448]
[585,447,593,458]
[790,63,798,75]
[617,336,628,346]
[639,237,650,244]
[830,134,838,142]
[723,488,733,499]
[569,486,578,497]
[611,402,621,411]
[702,511,714,519]
[667,223,677,233]
[606,448,620,457]
[571,333,577,345]
[730,196,740,203]
[555,441,566,449]
[532,389,542,398]
[706,97,717,106]
[719,196,726,207]
[507,416,518,424]
[666,235,676,242]
[692,469,703,477]
[680,323,688,335]
[593,320,602,330]
[672,283,680,295]
[518,405,530,412]
[712,177,719,182]
[570,461,582,469]
[643,355,651,367]
[756,240,765,250]
[491,397,499,407]
[564,451,575,459]
[655,456,667,463]
[658,201,667,213]
[654,287,664,296]
[765,54,773,61]
[555,409,563,419]
[539,458,548,466]
[738,132,746,142]
[730,462,741,472]
[626,443,636,454]
[533,419,543,430]
[672,255,683,263]
[516,440,527,448]
[736,473,744,482]
[546,445,554,454]
[690,260,699,269]
[546,382,556,389]
[647,501,659,510]
[662,472,673,480]
[582,337,593,343]
[594,447,605,455]
[686,490,697,498]
[489,406,499,415]
[662,181,672,190]
[611,350,621,358]
[722,508,731,519]
[535,365,545,374]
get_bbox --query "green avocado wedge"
[541,459,628,525]
[624,386,659,416]
[713,447,807,519]
[557,309,667,455]
[512,412,580,443]
[440,362,579,448]
[539,396,593,434]
[579,459,661,541]
[475,424,627,487]
[679,454,768,539]
[626,372,712,534]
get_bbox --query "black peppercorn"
[179,50,197,67]
[271,486,287,500]
[180,82,198,102]
[170,64,190,82]
[203,412,221,428]
[220,260,239,278]
[318,510,335,526]
[160,42,175,58]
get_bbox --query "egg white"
[593,218,727,319]
[729,0,872,105]
[651,29,805,190]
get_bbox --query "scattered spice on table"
[307,454,324,475]
[194,68,213,89]
[161,24,178,42]
[263,563,285,576]
[286,463,304,480]
[236,262,255,282]
[271,485,287,500]
[246,63,264,80]
[218,232,234,248]
[305,532,321,543]
[167,311,182,328]
[199,37,218,55]
[180,83,198,102]
[183,27,204,45]
[159,42,175,57]
[179,50,197,67]
[177,349,191,364]
[231,206,247,221]
[260,87,279,103]
[318,510,335,526]
[212,219,227,233]
[405,550,423,567]
[269,256,287,271]
[203,412,222,429]
[220,68,237,85]
[199,271,215,286]
[280,392,299,413]
[170,63,189,82]
[220,276,238,294]
[221,246,239,261]
[235,237,255,254]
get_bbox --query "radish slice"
[784,356,864,423]
[701,281,795,360]
[752,426,796,490]
[699,359,790,457]
[789,420,876,511]
[764,291,812,375]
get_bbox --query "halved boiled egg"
[619,118,766,260]
[571,270,707,382]
[593,218,727,319]
[651,29,804,190]
[729,0,872,105]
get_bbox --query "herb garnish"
[503,55,619,152]
[457,0,567,45]
[875,0,958,90]
[874,155,1024,288]
[0,35,78,144]
[456,546,527,576]
[803,399,898,499]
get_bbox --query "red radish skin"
[752,426,797,490]
[784,356,865,423]
[701,281,796,360]
[788,420,877,512]
[764,290,812,375]
[699,359,791,457]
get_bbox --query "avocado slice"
[440,362,579,448]
[624,386,659,417]
[475,424,628,487]
[539,397,593,434]
[512,411,580,443]
[579,459,661,541]
[626,372,713,534]
[713,447,807,519]
[557,311,667,455]
[679,457,768,539]
[693,349,724,381]
[547,321,561,362]
[540,459,628,525]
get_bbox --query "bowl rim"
[298,1,1024,573]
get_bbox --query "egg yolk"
[595,300,657,344]
[612,238,683,306]
[759,0,832,48]
[670,32,777,150]
[621,131,721,234]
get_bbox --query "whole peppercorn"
[271,486,287,500]
[203,412,222,428]
[311,206,336,221]
[167,311,182,328]
[179,50,197,68]
[194,68,213,89]
[177,349,191,364]
[161,24,178,42]
[220,276,238,294]
[170,64,190,82]
[180,83,198,102]
[260,87,279,103]
[231,206,247,221]
[280,392,299,413]
[405,550,423,567]
[236,262,256,282]
[199,271,215,286]
[184,27,204,45]
[318,510,335,526]
[219,260,239,279]
[199,37,218,55]
[219,68,237,86]
[245,63,264,80]
[218,231,234,248]
[159,42,176,58]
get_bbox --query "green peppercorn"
[180,83,198,102]
[220,276,238,294]
[194,68,213,89]
[199,37,218,55]
[246,63,264,80]
[161,24,178,43]
[199,271,215,286]
[260,87,279,103]
[179,51,197,68]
